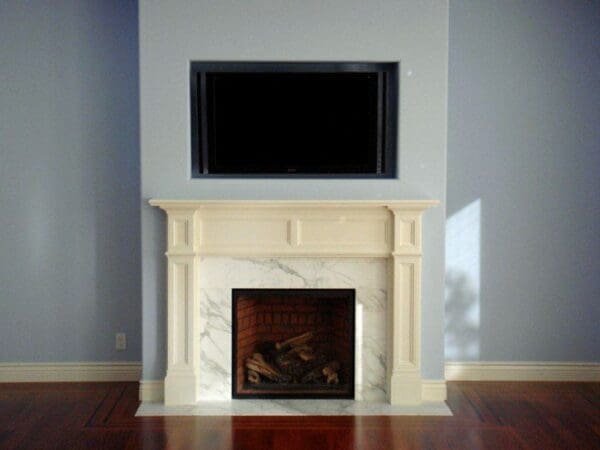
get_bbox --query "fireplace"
[232,289,355,399]
[149,199,440,405]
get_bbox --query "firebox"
[232,289,355,399]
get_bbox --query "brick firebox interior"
[233,289,355,398]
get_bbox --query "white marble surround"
[148,200,440,406]
[136,399,451,416]
[198,257,388,401]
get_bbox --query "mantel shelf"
[149,199,439,211]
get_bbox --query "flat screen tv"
[190,62,398,178]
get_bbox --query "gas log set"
[245,331,342,388]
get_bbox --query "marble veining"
[198,288,231,400]
[197,257,388,401]
[198,257,387,290]
[136,399,452,416]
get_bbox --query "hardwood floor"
[0,382,598,449]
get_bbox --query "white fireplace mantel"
[150,199,438,405]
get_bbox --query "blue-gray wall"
[5,0,594,373]
[140,0,448,381]
[0,0,140,362]
[446,0,600,361]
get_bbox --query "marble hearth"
[149,200,438,406]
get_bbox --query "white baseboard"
[445,362,600,382]
[0,362,142,382]
[421,380,447,402]
[138,380,447,403]
[139,380,164,402]
[7,361,595,391]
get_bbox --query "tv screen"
[190,62,397,178]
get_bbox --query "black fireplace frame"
[231,288,356,400]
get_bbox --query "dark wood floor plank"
[454,382,600,450]
[0,381,598,449]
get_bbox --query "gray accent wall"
[446,1,600,361]
[0,0,140,362]
[140,0,449,380]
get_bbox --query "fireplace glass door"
[232,289,355,399]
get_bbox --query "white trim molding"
[421,380,447,402]
[445,362,600,382]
[0,362,142,382]
[150,199,439,406]
[140,380,165,402]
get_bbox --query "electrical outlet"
[115,333,127,351]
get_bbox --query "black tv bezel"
[190,61,398,179]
